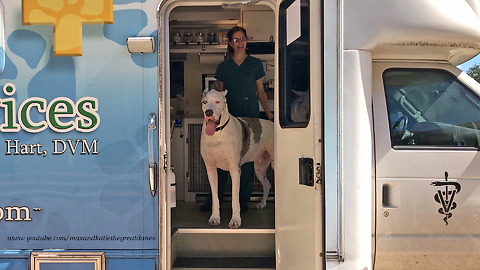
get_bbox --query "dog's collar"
[215,116,230,132]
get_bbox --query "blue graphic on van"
[100,179,143,215]
[1,52,18,80]
[0,0,158,251]
[97,140,141,175]
[8,30,46,69]
[104,9,148,46]
[28,48,75,101]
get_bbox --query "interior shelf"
[169,44,227,54]
[170,20,240,29]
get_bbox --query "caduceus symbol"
[431,171,461,226]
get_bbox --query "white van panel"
[340,50,373,270]
[344,0,480,64]
[373,61,480,269]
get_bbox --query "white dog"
[200,89,274,229]
[291,89,310,122]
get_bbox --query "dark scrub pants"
[202,55,266,213]
[215,163,255,213]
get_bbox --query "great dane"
[200,89,274,229]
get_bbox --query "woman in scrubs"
[201,26,273,214]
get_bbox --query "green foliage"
[466,63,480,83]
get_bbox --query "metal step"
[172,228,275,269]
[172,257,275,269]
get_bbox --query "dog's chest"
[201,134,241,168]
[203,148,235,169]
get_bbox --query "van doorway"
[160,1,277,269]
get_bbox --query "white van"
[0,0,480,269]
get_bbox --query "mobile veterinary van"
[1,0,480,269]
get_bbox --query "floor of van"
[172,201,275,230]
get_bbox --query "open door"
[275,0,324,269]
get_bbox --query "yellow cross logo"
[22,0,113,57]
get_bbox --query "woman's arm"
[255,77,274,121]
[217,80,224,92]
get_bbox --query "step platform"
[172,228,275,269]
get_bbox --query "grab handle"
[148,113,157,197]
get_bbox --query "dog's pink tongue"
[205,120,216,136]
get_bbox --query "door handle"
[299,158,314,187]
[382,184,399,208]
[148,113,157,197]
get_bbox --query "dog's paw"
[255,202,266,210]
[228,216,241,229]
[209,214,221,226]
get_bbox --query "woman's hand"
[255,77,274,122]
[266,111,274,122]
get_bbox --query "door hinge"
[315,162,323,185]
[163,153,168,171]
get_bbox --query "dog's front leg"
[228,168,242,229]
[206,166,221,226]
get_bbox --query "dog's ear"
[292,89,303,97]
[203,88,209,96]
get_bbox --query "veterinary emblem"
[431,171,461,226]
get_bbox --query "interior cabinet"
[241,10,275,42]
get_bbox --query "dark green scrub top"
[214,55,266,118]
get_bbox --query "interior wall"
[171,53,219,119]
[170,53,220,201]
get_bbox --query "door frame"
[156,1,277,269]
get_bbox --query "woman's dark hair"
[226,26,247,58]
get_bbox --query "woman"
[200,26,273,213]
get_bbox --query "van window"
[383,68,480,148]
[279,0,310,127]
